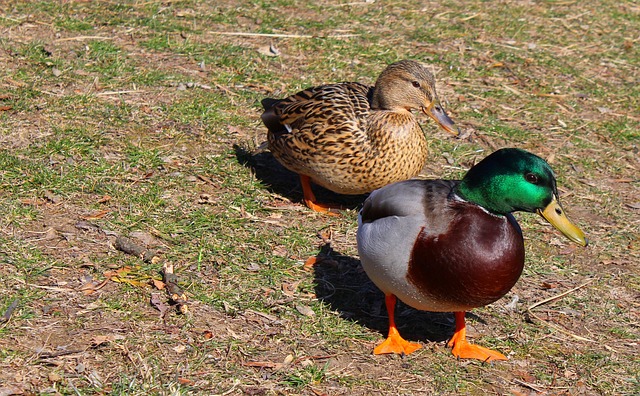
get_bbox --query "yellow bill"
[537,195,588,246]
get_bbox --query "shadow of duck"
[310,243,468,345]
[234,144,368,211]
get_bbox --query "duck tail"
[260,98,286,135]
[261,98,281,111]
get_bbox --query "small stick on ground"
[1,299,19,323]
[162,263,189,314]
[114,235,187,314]
[115,236,161,264]
[526,278,617,349]
[527,278,595,311]
[38,349,85,359]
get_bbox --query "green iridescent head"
[456,148,587,246]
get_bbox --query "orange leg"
[299,175,342,215]
[373,294,422,355]
[447,311,507,362]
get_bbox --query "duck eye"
[411,81,421,88]
[525,173,539,184]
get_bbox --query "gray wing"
[356,179,457,299]
[359,179,458,226]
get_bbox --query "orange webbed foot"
[374,327,422,355]
[448,337,507,362]
[448,312,507,362]
[374,294,422,356]
[303,198,343,216]
[299,175,343,216]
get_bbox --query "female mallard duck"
[261,60,459,214]
[357,148,587,361]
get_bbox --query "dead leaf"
[283,354,294,365]
[303,257,318,271]
[105,266,152,289]
[317,228,332,243]
[90,334,124,346]
[111,277,147,287]
[244,361,283,369]
[296,304,315,317]
[177,377,194,385]
[82,210,109,220]
[281,281,300,296]
[97,195,111,203]
[257,43,280,57]
[48,372,63,383]
[309,388,328,396]
[244,386,267,396]
[21,198,47,206]
[150,293,170,317]
[151,279,165,290]
[0,105,13,111]
[272,246,288,257]
[78,278,109,295]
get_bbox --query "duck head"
[371,60,459,136]
[455,148,588,246]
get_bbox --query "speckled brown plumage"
[261,60,458,198]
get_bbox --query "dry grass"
[0,0,638,395]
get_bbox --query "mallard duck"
[357,148,587,361]
[261,60,458,214]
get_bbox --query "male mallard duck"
[357,148,587,361]
[261,60,459,214]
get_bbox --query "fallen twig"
[1,299,19,323]
[38,349,85,359]
[115,236,161,264]
[526,278,616,348]
[12,277,73,292]
[54,36,114,42]
[162,263,189,314]
[527,278,595,311]
[210,31,359,39]
[513,378,544,393]
[95,90,141,96]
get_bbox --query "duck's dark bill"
[537,196,588,247]
[425,103,459,136]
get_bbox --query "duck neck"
[370,89,389,110]
[455,179,513,216]
[370,83,406,111]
